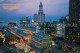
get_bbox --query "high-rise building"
[34,14,38,23]
[66,0,80,43]
[34,2,45,25]
[20,17,30,27]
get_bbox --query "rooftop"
[11,27,29,37]
[23,27,44,33]
[32,33,46,39]
[18,30,29,37]
[3,27,28,38]
[5,31,11,37]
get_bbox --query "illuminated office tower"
[66,0,80,43]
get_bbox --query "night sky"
[0,0,69,22]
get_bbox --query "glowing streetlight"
[4,30,6,32]
[32,20,34,23]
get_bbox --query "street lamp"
[4,30,6,32]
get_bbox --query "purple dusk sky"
[0,0,69,22]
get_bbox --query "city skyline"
[0,0,80,53]
[0,0,69,22]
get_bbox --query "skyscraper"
[34,2,45,25]
[20,17,30,27]
[66,0,80,43]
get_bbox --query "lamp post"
[4,30,6,32]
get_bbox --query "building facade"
[31,33,52,49]
[20,17,30,27]
[56,23,65,38]
[7,22,17,28]
[34,2,45,25]
[66,0,80,43]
